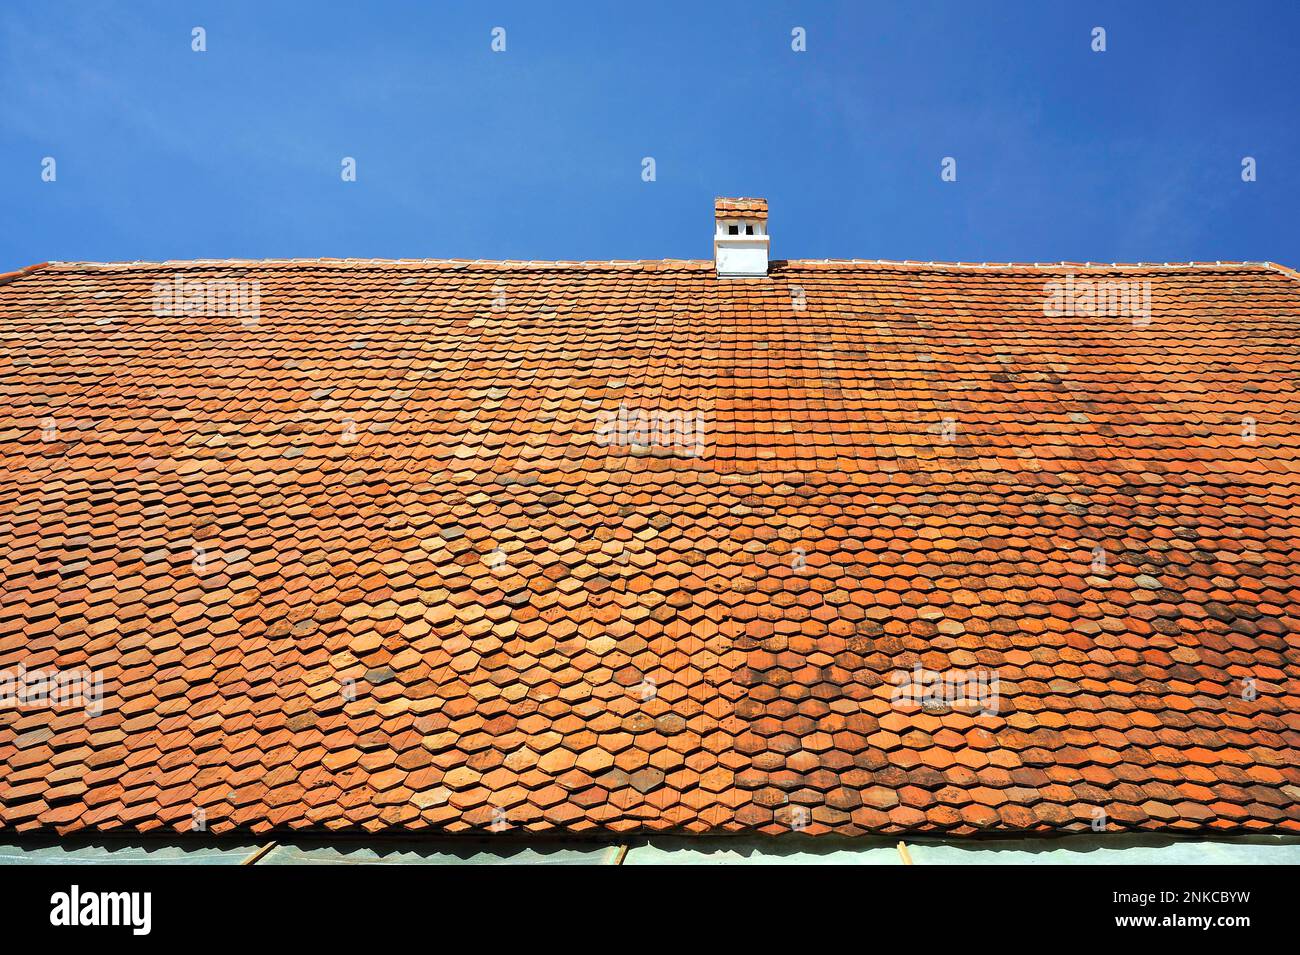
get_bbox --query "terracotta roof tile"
[1,258,1298,838]
[715,197,769,220]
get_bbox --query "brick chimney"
[713,197,769,277]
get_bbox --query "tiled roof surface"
[1,258,1298,837]
[715,197,769,220]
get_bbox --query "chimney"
[713,197,769,277]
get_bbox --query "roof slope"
[1,259,1298,837]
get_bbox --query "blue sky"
[3,1,1297,272]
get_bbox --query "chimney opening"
[728,224,739,235]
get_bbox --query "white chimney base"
[714,234,771,277]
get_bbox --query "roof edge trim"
[0,262,51,286]
[30,257,1288,274]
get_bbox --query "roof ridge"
[781,259,1280,273]
[0,261,51,285]
[29,257,1287,273]
[38,257,717,271]
[1262,260,1300,285]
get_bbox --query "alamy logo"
[594,401,707,458]
[1042,273,1151,325]
[50,885,152,936]
[152,275,261,325]
[0,664,102,715]
[890,663,1000,716]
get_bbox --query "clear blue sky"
[3,1,1297,272]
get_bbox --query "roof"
[1,257,1298,838]
[715,197,769,220]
